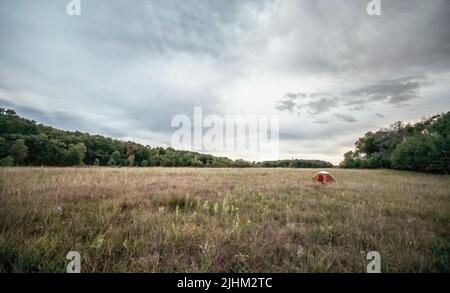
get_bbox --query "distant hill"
[0,108,333,168]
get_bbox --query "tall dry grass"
[0,167,449,272]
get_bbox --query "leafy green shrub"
[0,156,14,166]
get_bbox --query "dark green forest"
[260,159,333,168]
[2,108,448,172]
[340,111,450,174]
[0,108,332,168]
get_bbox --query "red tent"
[313,171,336,184]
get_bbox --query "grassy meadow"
[0,167,449,272]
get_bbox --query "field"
[0,167,449,273]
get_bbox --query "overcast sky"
[1,0,449,164]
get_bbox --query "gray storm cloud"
[275,75,432,123]
[1,0,449,163]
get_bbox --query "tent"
[312,171,336,184]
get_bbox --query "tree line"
[0,108,332,168]
[260,159,333,168]
[340,111,450,174]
